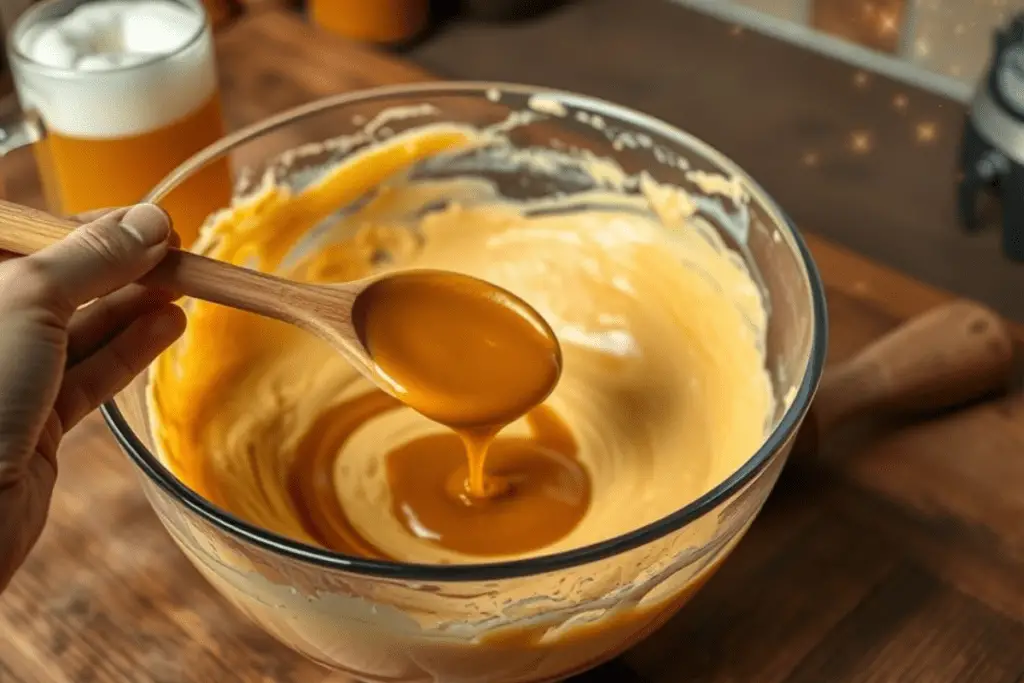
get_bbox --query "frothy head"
[11,0,216,138]
[19,0,202,70]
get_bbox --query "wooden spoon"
[0,200,563,428]
[792,298,1016,459]
[0,201,1013,440]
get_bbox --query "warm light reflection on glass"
[715,0,1003,86]
[893,93,910,111]
[801,151,821,167]
[850,130,874,154]
[878,11,898,34]
[915,121,938,144]
[813,0,904,54]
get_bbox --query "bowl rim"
[102,81,829,582]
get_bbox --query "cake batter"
[148,123,774,565]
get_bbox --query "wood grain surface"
[2,9,1024,683]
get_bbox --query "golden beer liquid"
[33,93,231,247]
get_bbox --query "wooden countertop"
[2,9,1024,683]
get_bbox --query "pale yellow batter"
[148,123,774,566]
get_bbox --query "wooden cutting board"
[3,9,1024,683]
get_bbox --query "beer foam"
[14,0,216,138]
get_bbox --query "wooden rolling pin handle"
[806,299,1015,448]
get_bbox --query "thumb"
[21,204,172,319]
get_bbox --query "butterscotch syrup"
[352,270,562,432]
[339,268,587,555]
[289,391,589,557]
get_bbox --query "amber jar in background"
[309,0,429,46]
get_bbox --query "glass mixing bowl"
[102,83,827,683]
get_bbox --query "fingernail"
[120,204,170,247]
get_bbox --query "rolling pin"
[793,299,1016,459]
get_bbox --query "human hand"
[0,205,186,593]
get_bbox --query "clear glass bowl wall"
[102,83,827,683]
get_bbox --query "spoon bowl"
[353,269,563,428]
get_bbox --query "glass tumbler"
[1,0,231,245]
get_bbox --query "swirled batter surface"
[149,125,774,565]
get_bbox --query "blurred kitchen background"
[0,0,1021,320]
[677,0,1018,102]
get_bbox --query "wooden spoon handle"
[0,200,83,252]
[0,199,302,323]
[808,299,1015,443]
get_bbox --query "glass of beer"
[2,0,233,246]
